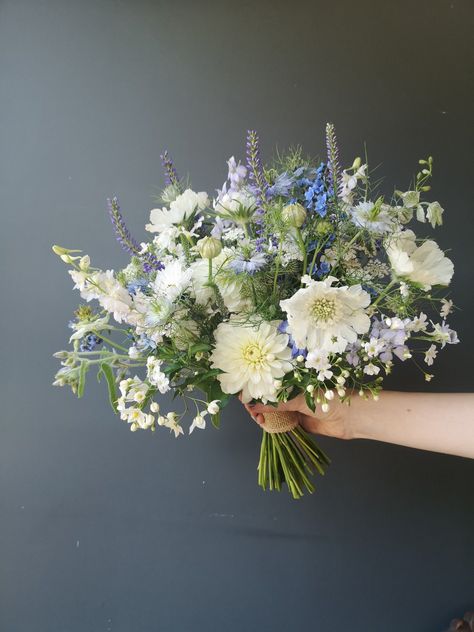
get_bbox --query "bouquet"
[53,124,458,498]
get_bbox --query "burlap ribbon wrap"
[263,411,299,434]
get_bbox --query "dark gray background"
[1,1,473,630]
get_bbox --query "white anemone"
[280,276,371,354]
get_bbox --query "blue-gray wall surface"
[0,1,473,631]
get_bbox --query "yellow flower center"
[310,297,337,323]
[242,342,266,367]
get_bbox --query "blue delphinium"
[297,163,331,217]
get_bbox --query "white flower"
[146,189,209,233]
[305,350,333,381]
[280,276,371,354]
[69,314,110,342]
[430,321,459,347]
[399,282,409,298]
[190,249,252,313]
[440,298,453,318]
[163,412,184,438]
[210,319,293,403]
[363,337,386,358]
[385,229,454,289]
[426,201,444,228]
[397,190,425,222]
[152,259,193,302]
[207,400,220,415]
[424,344,438,366]
[340,163,367,203]
[407,312,428,332]
[146,356,170,394]
[189,413,207,434]
[363,362,380,375]
[350,201,394,233]
[214,189,257,222]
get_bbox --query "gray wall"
[1,1,473,630]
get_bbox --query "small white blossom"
[189,413,207,434]
[424,344,438,366]
[207,400,220,415]
[440,299,453,318]
[363,363,380,376]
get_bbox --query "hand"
[241,392,354,440]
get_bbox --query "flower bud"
[324,389,335,401]
[207,400,220,415]
[197,236,222,259]
[321,403,330,413]
[282,203,307,228]
[306,384,314,393]
[352,157,362,170]
[315,220,333,237]
[52,245,81,256]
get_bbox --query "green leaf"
[98,363,118,413]
[188,342,212,356]
[77,361,88,398]
[305,390,316,413]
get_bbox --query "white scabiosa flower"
[210,319,293,403]
[146,189,209,233]
[280,276,371,354]
[385,229,454,289]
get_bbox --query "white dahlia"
[210,320,293,403]
[280,276,371,354]
[385,229,454,289]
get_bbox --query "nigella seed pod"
[282,203,307,228]
[197,236,222,259]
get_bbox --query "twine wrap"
[263,411,299,434]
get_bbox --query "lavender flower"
[246,130,269,250]
[107,196,163,271]
[325,123,340,194]
[160,150,179,187]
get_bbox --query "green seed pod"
[282,203,307,228]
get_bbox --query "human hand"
[241,392,354,440]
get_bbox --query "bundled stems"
[257,427,330,499]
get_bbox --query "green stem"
[92,332,129,353]
[295,228,307,278]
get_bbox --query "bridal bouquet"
[53,124,458,498]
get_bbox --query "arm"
[244,391,474,459]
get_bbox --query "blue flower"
[229,252,267,275]
[267,171,296,198]
[278,320,307,358]
[127,278,149,295]
[79,333,103,352]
